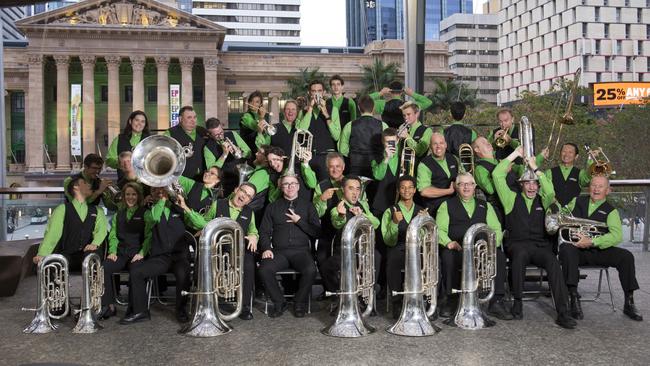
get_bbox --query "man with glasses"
[63,153,112,206]
[203,117,251,195]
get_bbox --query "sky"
[300,0,486,47]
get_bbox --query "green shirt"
[105,132,143,169]
[38,199,108,256]
[107,205,154,256]
[474,154,546,196]
[487,124,520,149]
[240,110,269,131]
[203,131,252,169]
[337,114,388,156]
[330,95,357,122]
[380,201,418,247]
[544,164,592,195]
[177,175,215,202]
[435,198,503,247]
[330,199,380,230]
[564,197,623,249]
[255,120,294,148]
[404,121,434,158]
[369,91,432,115]
[371,152,399,180]
[183,198,258,237]
[296,106,341,142]
[312,179,344,218]
[416,155,452,191]
[493,159,555,215]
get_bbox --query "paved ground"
[1,243,649,366]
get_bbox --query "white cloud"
[300,0,347,47]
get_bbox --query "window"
[638,9,643,23]
[616,8,621,23]
[595,40,601,55]
[124,85,132,103]
[100,85,108,102]
[617,72,624,81]
[147,86,157,103]
[596,72,601,82]
[615,40,622,55]
[11,92,24,113]
[582,23,588,37]
[582,56,589,70]
[603,0,608,5]
[595,7,600,22]
[625,24,630,39]
[605,56,610,71]
[626,57,632,72]
[604,23,609,38]
[228,92,244,113]
[193,86,204,104]
[639,41,644,56]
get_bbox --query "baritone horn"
[322,215,376,338]
[181,218,244,337]
[458,143,474,174]
[450,223,497,330]
[285,129,313,176]
[584,144,614,177]
[387,214,440,337]
[72,253,104,334]
[545,211,608,247]
[22,254,70,334]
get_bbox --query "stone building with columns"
[3,0,453,187]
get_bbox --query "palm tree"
[360,59,400,95]
[285,67,328,99]
[428,79,479,111]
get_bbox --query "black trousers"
[439,246,507,298]
[60,249,98,272]
[320,249,381,294]
[559,245,639,293]
[242,251,256,308]
[258,248,317,306]
[506,241,569,313]
[386,243,406,302]
[309,153,330,183]
[102,254,135,306]
[128,249,191,314]
[316,233,335,291]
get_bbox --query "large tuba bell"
[545,211,609,247]
[458,143,474,175]
[450,223,497,330]
[285,129,313,176]
[322,215,376,337]
[518,116,537,182]
[72,253,104,334]
[132,135,187,199]
[22,254,70,334]
[387,214,440,336]
[181,217,244,337]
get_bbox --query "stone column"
[130,55,146,112]
[179,56,194,106]
[269,92,282,124]
[25,54,44,172]
[204,55,219,119]
[155,56,170,130]
[106,56,121,150]
[54,55,70,171]
[80,55,96,156]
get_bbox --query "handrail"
[0,187,64,194]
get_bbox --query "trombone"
[545,68,581,161]
[458,143,474,175]
[584,144,614,177]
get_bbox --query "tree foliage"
[285,67,328,99]
[360,59,400,95]
[428,78,480,112]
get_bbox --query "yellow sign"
[593,82,650,106]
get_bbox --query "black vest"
[493,125,520,160]
[551,166,582,207]
[349,115,384,175]
[389,203,425,246]
[382,98,405,128]
[333,201,364,251]
[444,124,473,156]
[239,111,259,155]
[150,204,186,257]
[447,196,488,244]
[215,198,253,234]
[420,153,459,214]
[318,179,342,237]
[371,157,398,215]
[572,196,613,233]
[68,173,101,206]
[115,206,147,258]
[505,194,547,245]
[56,202,98,255]
[308,112,337,154]
[186,181,213,213]
[476,159,520,197]
[168,125,207,179]
[327,97,353,127]
[247,167,271,212]
[117,132,150,156]
[270,123,296,157]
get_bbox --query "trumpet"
[494,129,510,148]
[584,144,614,177]
[246,102,273,116]
[220,137,243,159]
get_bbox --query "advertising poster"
[70,84,82,156]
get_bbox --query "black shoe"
[269,302,288,318]
[556,312,577,329]
[624,295,643,321]
[238,307,253,320]
[293,304,306,318]
[439,299,456,318]
[511,299,523,320]
[99,305,117,320]
[428,308,439,322]
[119,311,150,325]
[569,293,584,320]
[488,298,513,321]
[176,308,189,323]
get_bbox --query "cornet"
[220,137,243,159]
[494,129,510,148]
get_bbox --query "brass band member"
[101,182,150,320]
[435,173,511,320]
[239,91,268,154]
[417,132,459,215]
[258,174,321,318]
[164,105,208,180]
[327,75,357,128]
[398,101,433,158]
[370,81,432,129]
[204,117,251,194]
[106,110,150,181]
[296,80,341,182]
[176,167,222,214]
[64,153,112,207]
[120,187,192,324]
[443,101,477,156]
[381,175,427,319]
[559,176,643,321]
[544,143,592,207]
[371,128,400,220]
[116,151,150,200]
[34,175,107,271]
[488,107,526,161]
[255,100,299,159]
[494,147,576,329]
[178,183,259,320]
[338,95,387,177]
[247,146,286,213]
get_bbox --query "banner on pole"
[170,84,180,127]
[70,84,82,156]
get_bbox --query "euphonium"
[72,253,104,334]
[285,129,313,176]
[22,254,70,334]
[132,135,188,200]
[518,116,537,182]
[450,223,497,330]
[387,214,440,337]
[322,215,376,338]
[584,144,614,177]
[181,217,244,337]
[545,211,609,247]
[458,143,474,174]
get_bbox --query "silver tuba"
[236,163,255,185]
[387,214,440,336]
[322,215,376,338]
[518,116,537,182]
[181,217,244,337]
[545,211,609,247]
[22,254,70,334]
[132,135,188,200]
[72,253,104,334]
[450,223,497,330]
[285,129,313,176]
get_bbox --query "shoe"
[511,299,523,320]
[392,302,402,320]
[556,312,577,329]
[238,307,253,320]
[293,304,306,318]
[119,311,150,325]
[99,305,117,320]
[488,298,513,321]
[176,308,189,323]
[269,302,288,318]
[624,294,644,321]
[439,298,457,318]
[569,293,584,320]
[428,308,439,322]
